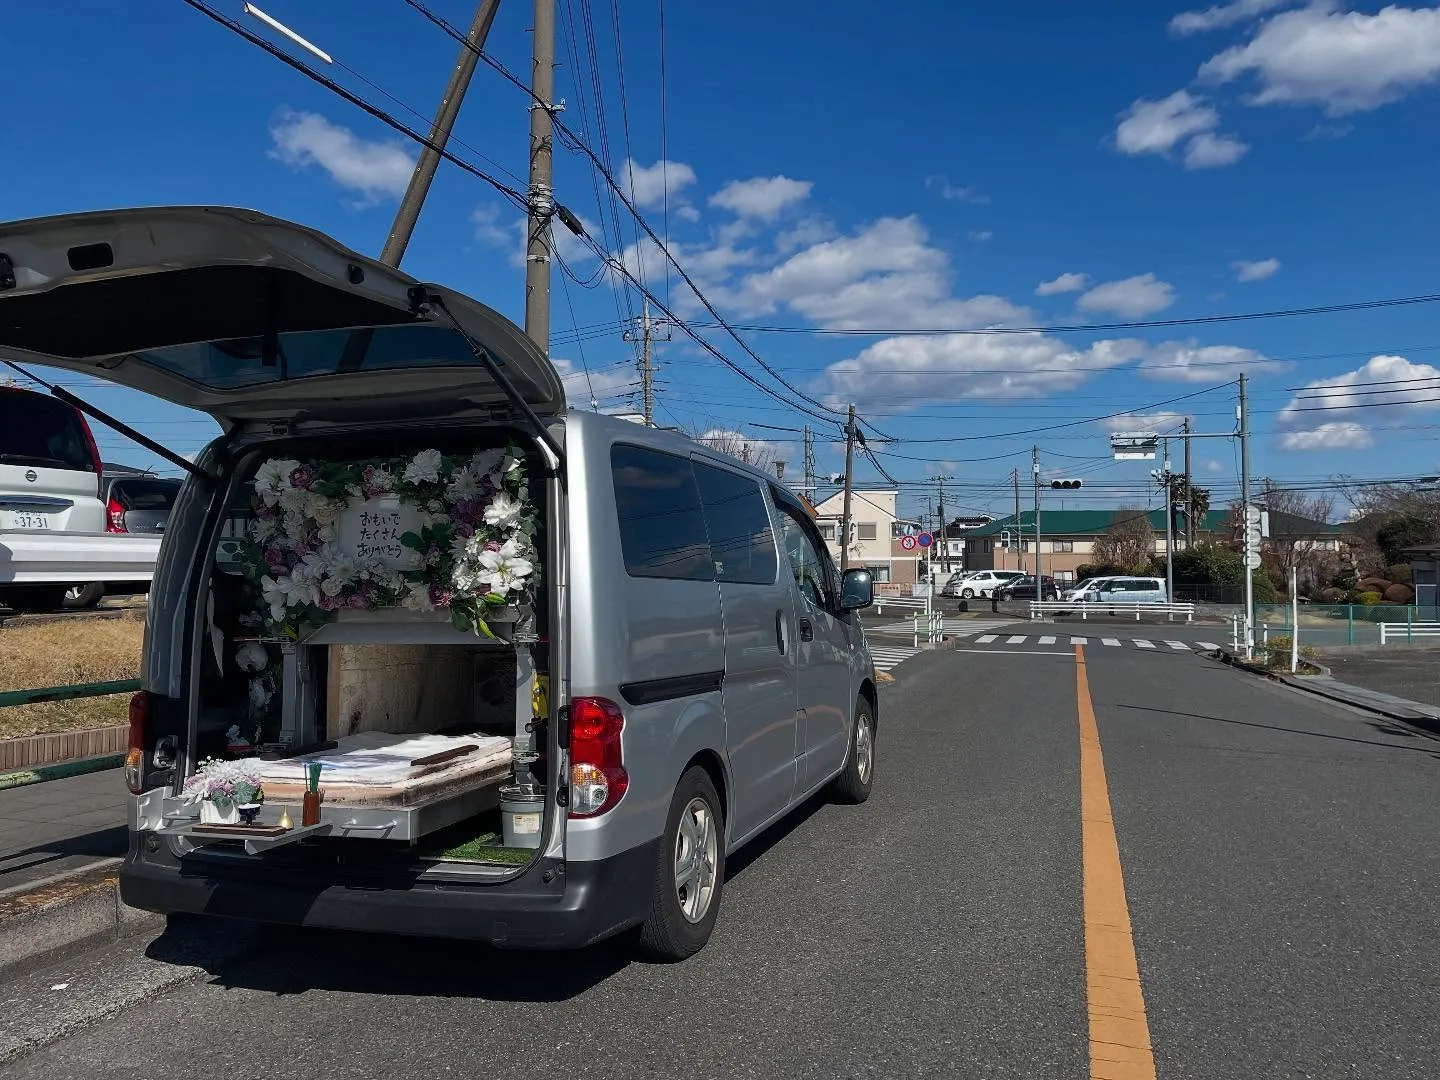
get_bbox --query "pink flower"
[455,523,474,539]
[347,593,369,610]
[289,466,314,490]
[255,502,278,521]
[429,585,454,608]
[263,548,285,569]
[319,593,341,612]
[480,474,495,492]
[485,540,503,553]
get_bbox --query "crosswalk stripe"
[1165,640,1188,650]
[1102,638,1121,646]
[1071,637,1087,645]
[1196,641,1220,650]
[1134,639,1156,649]
[1039,635,1056,645]
[975,634,997,643]
[1006,635,1027,644]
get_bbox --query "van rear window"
[0,391,96,472]
[611,444,713,581]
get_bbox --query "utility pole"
[1182,416,1194,550]
[1162,438,1175,617]
[802,425,816,501]
[524,0,556,351]
[839,405,857,572]
[1239,373,1254,658]
[1032,446,1042,589]
[380,0,500,267]
[623,299,670,425]
[1012,468,1021,572]
[930,475,954,573]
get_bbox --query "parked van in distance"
[0,205,880,961]
[1071,576,1168,604]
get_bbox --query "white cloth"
[256,732,511,787]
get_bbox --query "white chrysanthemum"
[471,448,505,476]
[235,641,270,673]
[402,584,435,612]
[483,492,523,530]
[403,449,444,485]
[446,465,482,501]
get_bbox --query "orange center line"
[1077,644,1157,1080]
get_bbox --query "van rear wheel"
[637,766,725,962]
[830,696,875,805]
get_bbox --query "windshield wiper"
[0,359,213,483]
[0,453,73,468]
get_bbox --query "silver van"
[0,206,879,960]
[1075,576,1168,604]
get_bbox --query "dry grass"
[0,614,145,738]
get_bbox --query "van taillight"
[124,691,150,794]
[568,697,627,817]
[106,497,127,533]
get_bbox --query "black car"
[103,473,181,535]
[994,575,1060,601]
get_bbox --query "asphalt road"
[5,645,1438,1078]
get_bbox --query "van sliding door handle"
[775,610,786,655]
[799,617,814,641]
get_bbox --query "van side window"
[610,444,714,581]
[693,462,778,585]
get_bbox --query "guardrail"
[1028,601,1196,623]
[873,595,929,615]
[0,679,141,710]
[1378,622,1440,645]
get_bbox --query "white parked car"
[947,569,1025,599]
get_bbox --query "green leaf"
[449,607,469,632]
[484,593,507,606]
[401,531,424,550]
[475,618,495,639]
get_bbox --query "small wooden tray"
[409,744,479,768]
[190,823,290,837]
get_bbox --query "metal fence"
[1252,605,1440,647]
[1173,584,1246,605]
[0,679,141,710]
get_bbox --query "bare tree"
[1336,477,1440,575]
[1257,482,1338,590]
[1092,508,1157,572]
[690,428,776,472]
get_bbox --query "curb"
[0,860,162,983]
[0,754,123,793]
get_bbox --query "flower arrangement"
[182,758,264,810]
[239,444,538,639]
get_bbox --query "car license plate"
[5,511,51,529]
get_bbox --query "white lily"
[253,458,300,507]
[483,492,523,529]
[477,537,534,596]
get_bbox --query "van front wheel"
[830,697,875,804]
[637,766,726,962]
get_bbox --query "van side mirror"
[839,568,874,611]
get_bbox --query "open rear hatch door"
[0,206,565,428]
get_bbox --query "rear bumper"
[119,839,659,949]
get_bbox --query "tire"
[830,695,875,805]
[960,587,974,599]
[63,582,106,609]
[637,766,726,962]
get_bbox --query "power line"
[658,0,672,309]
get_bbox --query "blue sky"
[5,0,1440,523]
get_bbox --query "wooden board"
[191,823,290,837]
[325,645,477,739]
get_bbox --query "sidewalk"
[0,768,127,897]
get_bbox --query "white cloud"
[674,204,703,223]
[814,334,1146,410]
[623,158,697,209]
[1077,274,1176,318]
[1278,355,1440,433]
[1233,257,1281,282]
[552,357,637,409]
[1281,423,1375,451]
[967,230,994,243]
[268,110,414,205]
[1101,411,1187,433]
[1204,459,1225,474]
[1199,4,1440,115]
[1169,0,1294,36]
[775,217,837,253]
[1114,90,1219,156]
[1184,131,1250,168]
[695,214,1028,331]
[472,203,598,269]
[709,176,813,220]
[471,205,510,247]
[695,428,795,468]
[1138,339,1287,382]
[1035,272,1090,296]
[924,176,989,203]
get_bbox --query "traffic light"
[1050,479,1083,490]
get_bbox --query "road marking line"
[1133,640,1156,649]
[1071,636,1088,645]
[1196,641,1219,650]
[962,649,1074,656]
[975,634,998,643]
[1102,638,1121,647]
[1006,635,1027,644]
[1039,635,1057,645]
[1076,646,1157,1080]
[1164,641,1188,650]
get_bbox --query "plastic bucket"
[499,783,546,849]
